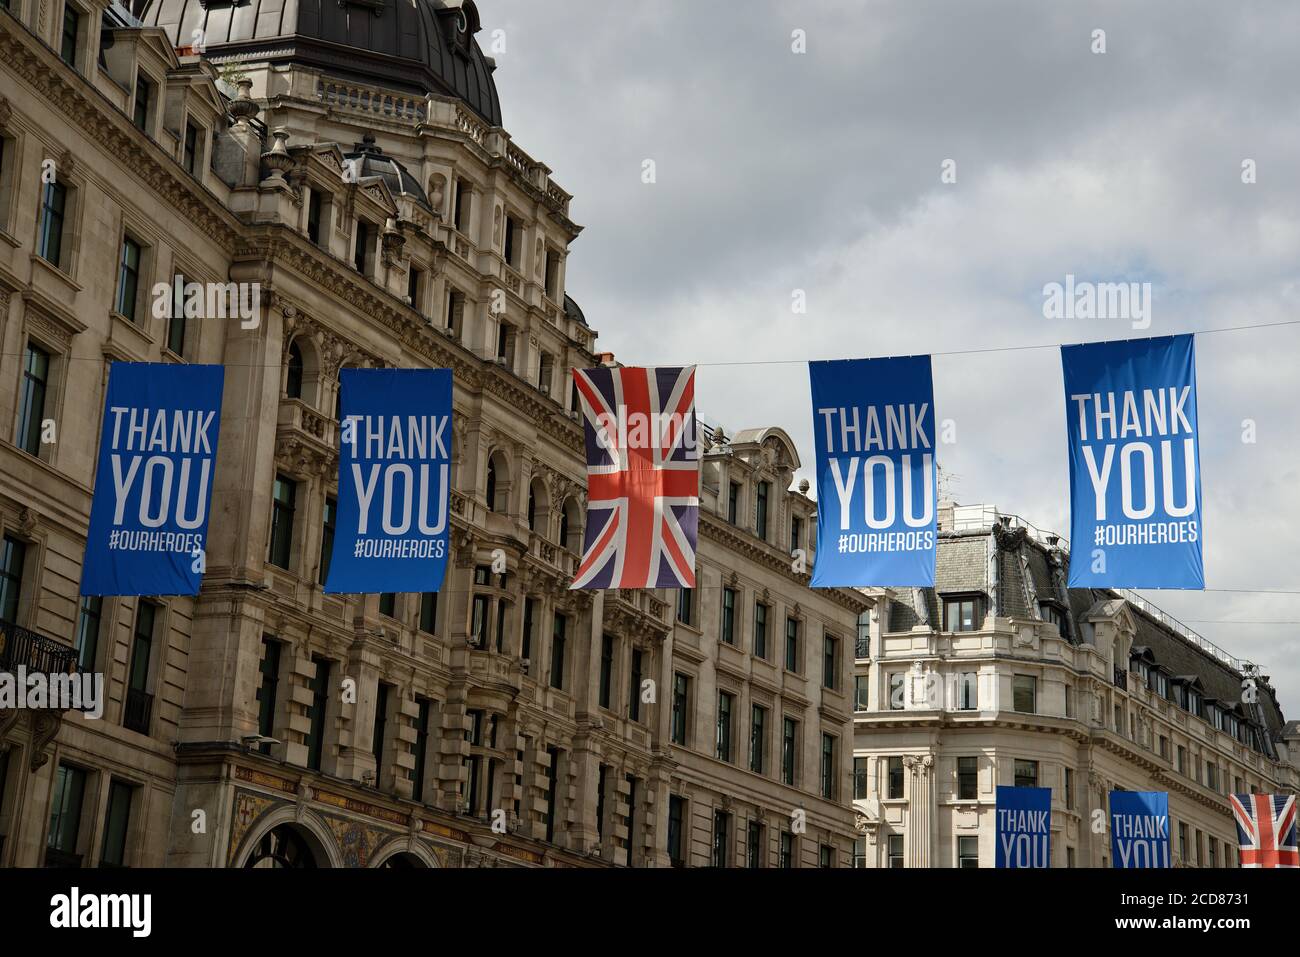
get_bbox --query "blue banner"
[1061,335,1204,588]
[809,356,936,587]
[324,368,451,594]
[996,785,1052,868]
[81,363,224,596]
[1110,791,1170,868]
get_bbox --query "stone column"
[904,754,935,867]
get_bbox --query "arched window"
[527,479,548,533]
[286,341,304,399]
[245,824,320,869]
[560,498,581,552]
[485,452,511,513]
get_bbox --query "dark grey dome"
[135,0,502,126]
[345,134,431,208]
[564,294,587,327]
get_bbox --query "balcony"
[0,620,78,679]
[855,636,871,660]
[123,688,154,735]
[1113,667,1128,690]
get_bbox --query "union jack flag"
[571,366,698,590]
[1230,793,1298,868]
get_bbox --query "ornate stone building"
[0,0,865,867]
[852,503,1300,868]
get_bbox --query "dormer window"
[132,73,154,132]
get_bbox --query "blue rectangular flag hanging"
[809,356,937,587]
[1110,791,1170,868]
[1061,335,1203,589]
[324,368,452,595]
[996,785,1052,868]
[81,362,224,596]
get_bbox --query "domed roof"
[345,134,431,208]
[136,0,502,126]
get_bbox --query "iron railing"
[0,620,78,676]
[123,688,153,735]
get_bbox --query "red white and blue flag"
[571,366,699,590]
[1230,793,1297,868]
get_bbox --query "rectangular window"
[1014,759,1039,789]
[820,733,836,799]
[943,596,980,631]
[470,594,489,647]
[753,602,768,659]
[521,597,535,665]
[854,675,869,711]
[39,181,68,267]
[124,602,155,734]
[854,837,867,868]
[0,535,27,623]
[784,617,799,671]
[749,705,766,774]
[671,673,690,745]
[544,247,559,299]
[957,835,979,869]
[957,756,978,800]
[544,746,560,843]
[549,613,566,689]
[411,698,431,802]
[889,672,905,710]
[318,496,336,584]
[419,592,438,634]
[628,648,643,722]
[378,593,396,618]
[854,757,869,799]
[888,756,904,799]
[1179,822,1188,862]
[307,190,323,244]
[820,844,833,868]
[782,717,797,785]
[1065,767,1075,809]
[888,834,904,868]
[1177,746,1187,775]
[1208,837,1217,868]
[165,272,186,356]
[595,764,607,841]
[453,179,471,232]
[268,476,296,569]
[17,343,50,457]
[183,122,201,175]
[74,595,102,672]
[598,634,613,709]
[99,780,134,868]
[727,482,739,524]
[958,672,978,710]
[1067,846,1075,868]
[115,236,143,320]
[676,588,693,625]
[823,633,838,690]
[353,220,371,274]
[255,637,281,753]
[47,764,86,863]
[132,75,152,130]
[755,481,769,540]
[780,830,794,869]
[747,820,763,869]
[1012,674,1037,714]
[716,691,734,762]
[445,288,464,333]
[667,795,685,866]
[790,515,802,551]
[306,656,331,771]
[60,6,80,67]
[721,588,736,645]
[711,810,729,867]
[504,214,518,267]
[372,682,391,775]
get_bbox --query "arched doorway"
[244,823,324,869]
[378,852,427,869]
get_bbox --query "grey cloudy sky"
[486,0,1300,714]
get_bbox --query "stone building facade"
[852,503,1300,868]
[0,0,866,867]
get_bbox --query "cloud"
[486,0,1300,715]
